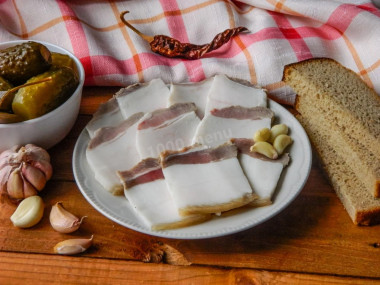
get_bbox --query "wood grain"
[0,252,378,285]
[0,86,379,283]
[80,86,119,115]
[1,169,379,278]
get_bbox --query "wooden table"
[1,86,379,284]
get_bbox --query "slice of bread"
[297,115,380,225]
[296,98,379,197]
[282,58,380,198]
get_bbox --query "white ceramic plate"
[73,100,312,239]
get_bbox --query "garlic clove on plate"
[49,202,86,233]
[54,235,93,255]
[10,195,44,228]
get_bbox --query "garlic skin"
[54,235,93,255]
[10,195,44,228]
[50,202,86,233]
[0,144,53,201]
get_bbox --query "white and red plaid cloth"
[0,0,379,105]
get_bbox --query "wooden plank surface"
[1,172,379,278]
[0,251,378,285]
[0,87,379,283]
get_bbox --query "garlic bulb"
[54,235,93,255]
[0,144,53,201]
[10,195,44,228]
[50,202,86,233]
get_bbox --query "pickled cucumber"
[0,89,13,111]
[0,76,13,111]
[51,52,77,73]
[0,41,52,85]
[12,67,79,120]
[0,112,23,124]
[0,76,12,91]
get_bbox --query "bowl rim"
[0,39,85,128]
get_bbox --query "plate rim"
[72,99,312,239]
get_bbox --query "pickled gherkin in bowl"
[0,41,80,121]
[0,41,52,85]
[12,67,79,120]
[0,40,84,152]
[51,52,78,75]
[0,76,13,91]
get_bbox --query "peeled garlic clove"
[273,134,293,155]
[10,195,44,228]
[50,202,86,233]
[269,124,289,143]
[54,235,93,255]
[250,141,278,159]
[21,162,46,191]
[253,127,271,142]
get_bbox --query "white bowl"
[0,40,85,153]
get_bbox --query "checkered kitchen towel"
[0,0,379,105]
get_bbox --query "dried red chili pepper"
[120,11,248,60]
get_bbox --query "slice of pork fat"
[136,103,201,159]
[116,78,170,119]
[204,74,267,115]
[231,138,290,206]
[168,77,214,119]
[86,97,124,138]
[160,144,258,216]
[193,106,274,147]
[117,158,210,231]
[86,112,144,195]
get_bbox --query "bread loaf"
[282,58,380,225]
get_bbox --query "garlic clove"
[54,235,93,255]
[7,168,25,200]
[23,179,38,198]
[10,195,44,228]
[30,159,53,180]
[0,165,13,193]
[21,162,46,191]
[250,141,278,159]
[49,202,86,233]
